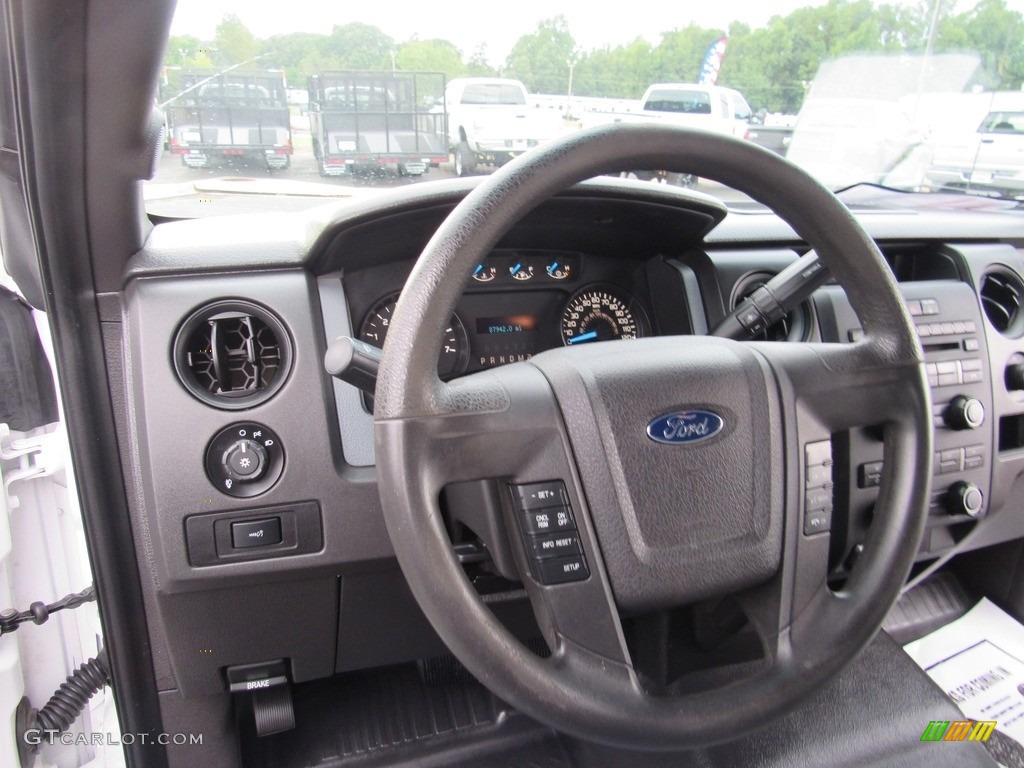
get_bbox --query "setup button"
[536,555,590,585]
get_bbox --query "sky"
[169,0,965,66]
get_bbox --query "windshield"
[147,0,1024,218]
[981,111,1024,132]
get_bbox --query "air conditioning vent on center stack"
[174,301,291,409]
[980,269,1024,336]
[730,272,809,342]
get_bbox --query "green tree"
[262,32,331,84]
[505,16,578,93]
[937,0,1024,89]
[874,2,927,50]
[465,44,498,77]
[395,39,465,77]
[719,0,925,112]
[324,22,395,70]
[574,38,657,97]
[163,35,216,69]
[652,24,726,84]
[213,13,259,66]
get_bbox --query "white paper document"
[904,597,1024,745]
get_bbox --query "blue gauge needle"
[473,264,483,276]
[510,262,522,275]
[568,330,598,345]
[547,261,558,274]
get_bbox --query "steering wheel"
[372,123,931,749]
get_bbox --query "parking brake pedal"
[226,659,295,736]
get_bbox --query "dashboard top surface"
[127,178,1024,282]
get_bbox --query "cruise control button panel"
[803,440,834,535]
[511,480,589,585]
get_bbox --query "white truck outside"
[578,83,752,135]
[636,83,753,136]
[444,78,560,176]
[924,92,1024,197]
[577,83,753,186]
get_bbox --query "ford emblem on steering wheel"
[646,409,725,444]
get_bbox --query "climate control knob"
[944,395,985,430]
[946,481,984,519]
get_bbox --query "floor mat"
[884,570,974,645]
[241,663,573,768]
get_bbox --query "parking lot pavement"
[153,144,459,186]
[146,142,752,218]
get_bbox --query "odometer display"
[359,294,469,379]
[560,287,647,346]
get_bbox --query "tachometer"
[359,294,469,378]
[560,287,648,346]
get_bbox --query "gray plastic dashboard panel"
[123,269,393,593]
[318,275,375,466]
[947,243,1024,554]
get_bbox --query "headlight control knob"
[205,423,284,497]
[946,481,984,519]
[222,439,268,481]
[944,395,985,430]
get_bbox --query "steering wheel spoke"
[502,468,633,666]
[757,340,928,434]
[743,338,932,655]
[376,362,633,663]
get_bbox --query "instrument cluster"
[356,250,652,378]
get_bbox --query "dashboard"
[117,177,1024,701]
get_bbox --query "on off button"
[522,506,575,534]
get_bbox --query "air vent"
[730,272,808,342]
[174,301,291,409]
[980,269,1024,336]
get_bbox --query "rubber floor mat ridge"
[242,663,572,768]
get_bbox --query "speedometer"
[560,287,649,346]
[359,294,469,379]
